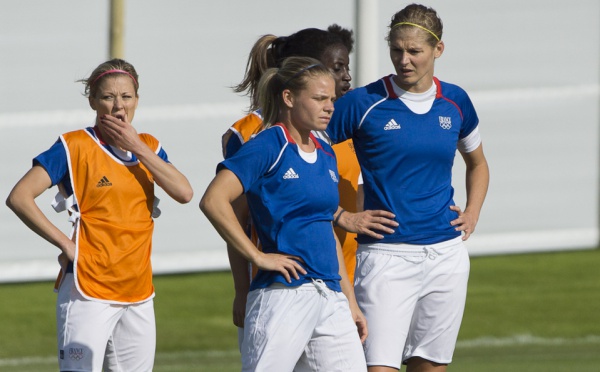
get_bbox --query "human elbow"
[199,192,211,216]
[5,189,19,213]
[177,187,194,204]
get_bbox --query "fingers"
[367,209,398,224]
[279,257,307,283]
[356,317,368,343]
[99,114,140,152]
[351,210,398,239]
[257,253,307,284]
[57,252,69,269]
[351,309,368,343]
[361,230,384,240]
[232,293,247,327]
[233,309,245,328]
[449,205,475,240]
[98,115,123,139]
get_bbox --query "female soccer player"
[325,4,490,372]
[6,59,193,371]
[221,26,396,329]
[201,56,367,371]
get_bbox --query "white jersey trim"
[458,126,482,153]
[267,126,289,173]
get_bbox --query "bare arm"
[6,166,75,262]
[356,184,364,213]
[334,227,368,342]
[200,169,307,283]
[227,195,252,328]
[99,114,193,204]
[450,144,490,240]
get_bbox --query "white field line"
[456,334,600,348]
[0,84,597,129]
[2,335,599,366]
[0,349,240,367]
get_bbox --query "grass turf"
[0,248,599,371]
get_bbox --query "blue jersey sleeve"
[327,81,385,144]
[223,132,243,160]
[157,147,170,163]
[439,81,479,140]
[33,139,68,187]
[458,92,479,139]
[327,91,361,144]
[218,129,279,192]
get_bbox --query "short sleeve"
[33,139,68,187]
[218,129,280,192]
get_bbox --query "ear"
[88,96,97,111]
[282,89,294,109]
[434,40,445,59]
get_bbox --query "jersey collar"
[383,75,443,99]
[273,123,323,151]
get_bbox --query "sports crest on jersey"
[439,116,452,130]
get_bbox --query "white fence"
[0,0,598,282]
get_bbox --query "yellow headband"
[392,22,440,42]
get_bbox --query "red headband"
[91,69,138,89]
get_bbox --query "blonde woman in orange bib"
[6,59,193,372]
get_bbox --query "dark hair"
[79,58,139,98]
[327,24,354,54]
[257,56,332,129]
[234,26,352,112]
[387,3,443,47]
[271,27,349,66]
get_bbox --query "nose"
[324,100,335,113]
[343,67,351,82]
[400,52,410,65]
[113,96,124,111]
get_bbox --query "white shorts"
[56,273,156,372]
[241,281,367,372]
[354,237,469,368]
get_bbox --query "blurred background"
[1,0,599,282]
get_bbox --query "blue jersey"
[34,127,170,195]
[326,76,479,245]
[219,124,342,291]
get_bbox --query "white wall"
[1,0,598,282]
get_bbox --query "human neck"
[283,122,314,152]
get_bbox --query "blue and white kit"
[219,124,342,292]
[327,74,482,367]
[326,75,481,245]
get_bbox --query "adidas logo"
[283,168,299,179]
[96,176,112,187]
[384,118,401,130]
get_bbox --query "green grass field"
[1,248,599,371]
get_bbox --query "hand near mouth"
[99,113,144,154]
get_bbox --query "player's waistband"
[358,236,463,256]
